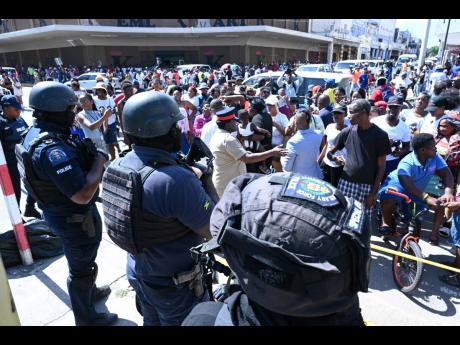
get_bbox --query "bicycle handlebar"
[385,188,412,203]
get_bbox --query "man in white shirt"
[266,95,290,172]
[92,82,116,160]
[419,95,449,137]
[200,99,222,147]
[371,96,411,180]
[276,70,303,98]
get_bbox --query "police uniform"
[119,146,214,325]
[16,82,116,326]
[182,173,371,326]
[101,91,217,326]
[0,110,28,203]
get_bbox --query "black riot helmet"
[205,172,371,318]
[122,92,184,138]
[28,81,78,127]
[29,81,78,112]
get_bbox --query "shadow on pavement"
[7,255,63,279]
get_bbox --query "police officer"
[0,95,40,218]
[182,173,371,326]
[101,92,219,326]
[16,82,117,326]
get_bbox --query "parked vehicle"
[64,73,121,92]
[243,71,352,97]
[296,64,333,73]
[176,64,211,78]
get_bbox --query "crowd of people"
[1,55,460,326]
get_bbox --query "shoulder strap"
[28,131,63,154]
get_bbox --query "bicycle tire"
[392,236,424,293]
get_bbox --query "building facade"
[0,19,335,67]
[0,19,421,68]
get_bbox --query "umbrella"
[221,63,231,71]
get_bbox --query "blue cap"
[325,79,335,87]
[0,95,24,110]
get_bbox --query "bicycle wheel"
[392,236,424,293]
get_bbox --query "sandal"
[439,274,460,289]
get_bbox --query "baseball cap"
[374,101,388,110]
[332,104,346,113]
[265,95,279,106]
[0,95,24,110]
[387,96,404,107]
[92,82,107,92]
[426,95,449,112]
[198,83,209,90]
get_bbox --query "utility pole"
[440,19,451,65]
[417,19,431,73]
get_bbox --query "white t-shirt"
[182,94,200,109]
[371,115,411,161]
[200,117,218,147]
[400,109,426,135]
[271,112,289,146]
[323,124,348,167]
[419,113,442,137]
[93,96,116,125]
[178,108,190,134]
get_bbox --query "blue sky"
[395,19,441,47]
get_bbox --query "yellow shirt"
[323,88,335,104]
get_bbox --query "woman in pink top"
[193,103,213,137]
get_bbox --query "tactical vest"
[15,132,72,205]
[203,173,371,318]
[101,156,193,255]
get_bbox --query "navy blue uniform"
[123,145,214,326]
[22,119,103,324]
[0,113,28,203]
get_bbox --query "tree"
[427,46,439,57]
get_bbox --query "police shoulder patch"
[47,147,69,166]
[281,174,339,207]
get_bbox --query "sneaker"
[439,273,460,289]
[439,227,450,238]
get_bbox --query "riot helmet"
[207,172,371,318]
[28,81,78,127]
[122,91,184,138]
[29,81,78,112]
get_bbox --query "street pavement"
[1,87,459,326]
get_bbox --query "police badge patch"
[47,148,68,166]
[281,174,340,207]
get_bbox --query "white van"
[395,54,417,68]
[243,71,352,97]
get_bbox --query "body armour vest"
[101,157,193,255]
[15,132,72,205]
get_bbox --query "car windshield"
[297,66,319,72]
[335,62,354,70]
